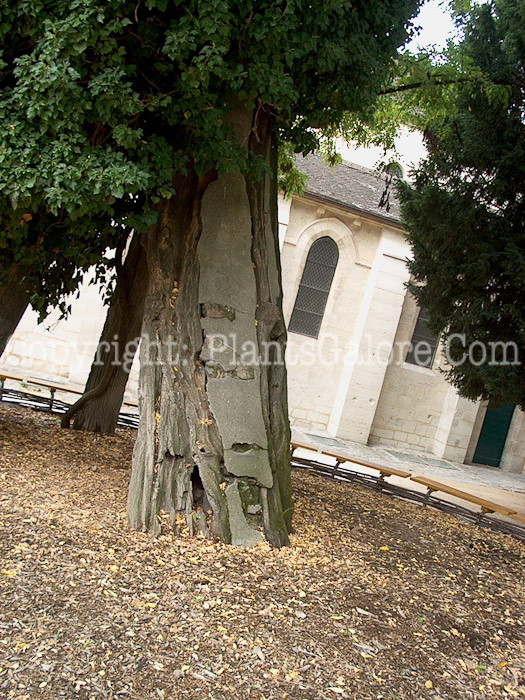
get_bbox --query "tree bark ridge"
[127,103,293,546]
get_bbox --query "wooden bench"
[0,370,28,400]
[410,475,517,516]
[0,369,26,383]
[0,370,80,409]
[0,371,138,410]
[291,440,412,479]
[1,369,75,391]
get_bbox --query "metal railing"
[0,381,139,429]
[291,453,525,542]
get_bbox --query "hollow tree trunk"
[61,232,148,434]
[127,103,293,547]
[0,267,31,358]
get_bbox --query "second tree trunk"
[62,232,148,434]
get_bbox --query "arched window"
[288,236,339,338]
[405,305,439,369]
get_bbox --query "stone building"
[1,155,524,473]
[279,156,525,473]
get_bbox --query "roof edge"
[299,190,405,230]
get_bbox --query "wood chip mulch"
[0,404,524,700]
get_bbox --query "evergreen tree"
[397,0,525,409]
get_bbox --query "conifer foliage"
[398,0,525,409]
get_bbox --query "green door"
[472,402,515,467]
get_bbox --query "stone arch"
[292,217,359,263]
[283,217,359,334]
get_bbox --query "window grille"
[288,236,339,338]
[405,306,439,369]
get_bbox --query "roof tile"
[296,153,402,223]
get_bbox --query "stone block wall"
[369,290,458,453]
[0,277,140,402]
[334,243,412,443]
[500,409,525,473]
[280,197,380,433]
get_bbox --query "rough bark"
[61,232,148,434]
[127,103,293,546]
[246,109,294,538]
[0,267,32,359]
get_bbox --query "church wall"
[499,408,525,473]
[369,286,461,452]
[0,277,140,402]
[280,196,382,432]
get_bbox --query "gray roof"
[296,153,402,224]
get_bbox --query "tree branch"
[378,77,472,96]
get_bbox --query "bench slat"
[291,441,411,478]
[410,475,517,516]
[1,373,138,408]
[0,370,26,382]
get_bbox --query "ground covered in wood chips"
[0,405,524,700]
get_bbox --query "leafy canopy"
[0,0,421,315]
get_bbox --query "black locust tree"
[0,0,421,545]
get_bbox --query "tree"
[0,218,146,434]
[0,1,159,357]
[0,267,32,358]
[61,231,148,434]
[0,200,144,431]
[0,207,117,357]
[0,0,421,545]
[397,0,525,409]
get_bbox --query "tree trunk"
[61,232,148,434]
[0,267,31,359]
[127,103,293,547]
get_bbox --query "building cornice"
[297,191,406,233]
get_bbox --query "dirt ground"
[1,404,524,700]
